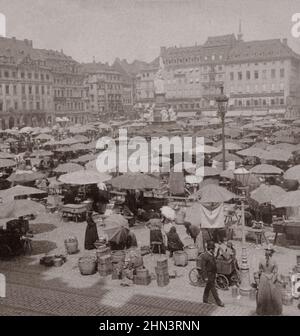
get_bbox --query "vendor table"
[61,203,88,222]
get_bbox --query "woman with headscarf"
[166,226,184,257]
[84,212,99,250]
[256,244,282,316]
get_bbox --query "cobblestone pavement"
[0,213,299,316]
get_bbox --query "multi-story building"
[159,32,300,118]
[224,38,300,118]
[81,62,123,120]
[160,35,236,115]
[0,36,54,129]
[135,58,159,104]
[39,49,89,125]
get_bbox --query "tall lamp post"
[234,165,252,296]
[216,86,229,170]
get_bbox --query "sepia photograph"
[0,0,300,320]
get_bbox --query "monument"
[152,57,176,123]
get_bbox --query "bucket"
[64,237,78,255]
[78,256,97,275]
[184,245,198,261]
[173,251,188,267]
[53,257,63,267]
[111,250,126,263]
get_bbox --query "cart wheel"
[216,274,229,290]
[189,268,205,287]
[0,244,12,259]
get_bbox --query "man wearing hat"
[201,240,225,307]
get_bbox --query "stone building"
[0,36,54,129]
[81,62,123,121]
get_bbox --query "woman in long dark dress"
[256,245,282,316]
[166,226,184,257]
[84,213,99,250]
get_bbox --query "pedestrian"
[201,240,225,307]
[256,244,282,316]
[184,222,200,243]
[84,212,99,250]
[166,226,184,257]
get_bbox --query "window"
[22,85,25,94]
[280,68,285,78]
[238,72,242,80]
[218,65,222,71]
[36,102,40,110]
[246,100,250,106]
[35,86,39,94]
[41,74,44,81]
[41,86,45,95]
[22,101,26,110]
[262,99,266,106]
[28,72,32,79]
[271,99,275,105]
[4,71,9,78]
[34,73,38,79]
[230,72,234,80]
[246,71,251,80]
[14,101,18,110]
[21,72,25,79]
[280,98,284,105]
[12,71,17,78]
[254,71,259,79]
[5,85,9,95]
[262,70,267,79]
[29,85,32,94]
[271,69,276,79]
[13,85,17,95]
[46,74,49,80]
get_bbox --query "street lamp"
[216,85,229,170]
[234,165,251,296]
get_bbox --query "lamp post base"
[239,247,251,296]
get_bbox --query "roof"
[80,62,118,74]
[227,39,300,63]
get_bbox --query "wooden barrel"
[111,250,126,263]
[173,251,188,267]
[184,245,198,261]
[96,247,111,261]
[98,255,113,276]
[136,267,149,278]
[78,256,97,275]
[64,237,78,255]
[156,272,169,287]
[157,257,168,269]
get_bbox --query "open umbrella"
[189,145,220,155]
[213,152,243,163]
[273,190,300,208]
[250,164,283,175]
[54,163,84,174]
[283,165,300,181]
[58,170,111,185]
[7,171,45,184]
[71,153,98,164]
[0,185,47,201]
[0,159,16,168]
[217,142,243,151]
[250,184,286,205]
[0,199,46,218]
[0,152,15,159]
[30,150,53,158]
[108,173,159,190]
[263,150,292,162]
[192,184,237,203]
[203,166,222,177]
[103,214,129,240]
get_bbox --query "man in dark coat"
[201,240,225,307]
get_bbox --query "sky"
[0,0,299,64]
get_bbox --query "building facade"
[82,62,123,121]
[0,37,54,129]
[157,33,300,118]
